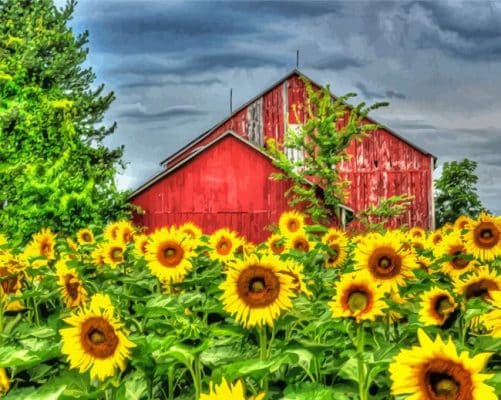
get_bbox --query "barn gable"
[131,131,300,242]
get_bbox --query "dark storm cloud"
[312,55,368,71]
[355,82,406,100]
[120,77,224,90]
[117,105,207,120]
[406,1,501,61]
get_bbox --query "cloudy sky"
[62,0,501,214]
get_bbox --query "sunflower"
[145,227,194,283]
[419,288,457,327]
[321,228,349,268]
[278,260,312,297]
[437,233,475,277]
[179,222,203,243]
[390,328,497,400]
[219,254,295,328]
[116,221,135,245]
[133,234,150,258]
[208,228,243,263]
[201,377,265,400]
[266,233,286,255]
[428,229,448,251]
[463,212,501,262]
[77,228,95,245]
[353,230,417,292]
[454,266,501,302]
[409,226,426,240]
[0,368,8,395]
[0,264,23,312]
[278,210,306,234]
[91,244,106,267]
[285,231,312,253]
[329,271,387,322]
[55,258,87,308]
[454,215,474,232]
[103,221,122,242]
[24,228,57,266]
[102,241,126,269]
[482,291,501,337]
[60,293,135,381]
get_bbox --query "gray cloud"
[313,55,368,71]
[120,77,224,90]
[355,82,406,100]
[117,104,207,120]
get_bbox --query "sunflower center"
[0,267,17,294]
[237,265,280,307]
[141,242,148,254]
[465,279,499,301]
[158,242,184,267]
[423,358,473,400]
[450,248,469,269]
[434,295,453,317]
[430,373,459,399]
[82,233,92,242]
[432,234,443,245]
[111,227,119,240]
[89,329,106,344]
[369,247,402,278]
[347,291,368,312]
[81,317,119,359]
[293,238,309,252]
[41,242,51,257]
[111,248,123,262]
[271,240,284,254]
[64,274,80,300]
[249,278,265,293]
[216,238,232,255]
[123,232,132,243]
[287,219,300,232]
[473,222,499,248]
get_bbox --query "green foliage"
[357,194,414,232]
[0,0,130,242]
[434,159,484,227]
[266,78,387,224]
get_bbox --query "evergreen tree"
[0,0,129,241]
[434,159,484,227]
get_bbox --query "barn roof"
[159,69,437,168]
[129,130,354,215]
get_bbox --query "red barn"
[130,70,436,242]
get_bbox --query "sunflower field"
[0,212,500,399]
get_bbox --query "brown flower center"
[158,241,184,267]
[473,222,499,249]
[64,274,80,300]
[140,241,148,254]
[368,247,402,279]
[287,219,300,232]
[465,279,499,301]
[80,317,119,359]
[293,237,309,252]
[327,244,340,264]
[432,234,443,245]
[123,231,133,243]
[237,265,280,307]
[216,237,232,255]
[421,359,473,400]
[347,291,368,312]
[0,267,18,294]
[450,246,470,270]
[111,227,119,241]
[431,295,454,322]
[110,247,123,263]
[270,239,285,254]
[41,241,52,257]
[82,232,92,243]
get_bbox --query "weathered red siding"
[132,134,294,243]
[134,71,434,235]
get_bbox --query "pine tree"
[434,159,484,227]
[0,0,129,241]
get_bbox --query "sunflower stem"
[258,326,269,392]
[356,323,368,400]
[194,355,202,400]
[167,366,174,400]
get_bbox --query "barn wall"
[132,135,294,243]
